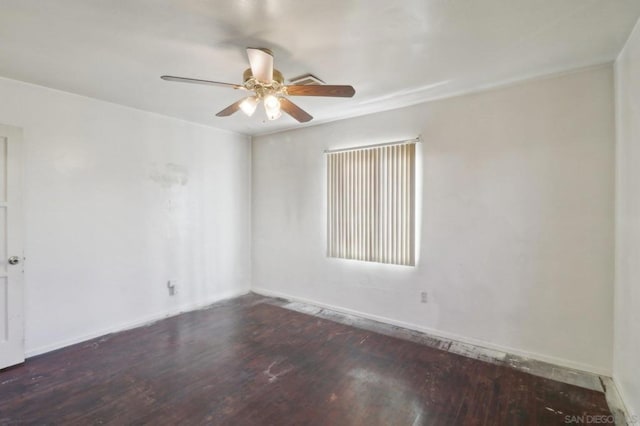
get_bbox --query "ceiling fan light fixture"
[264,94,282,120]
[264,94,280,110]
[239,96,259,116]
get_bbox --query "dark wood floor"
[0,294,612,425]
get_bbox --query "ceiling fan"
[161,48,355,123]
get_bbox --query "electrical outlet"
[167,280,177,296]
[420,291,428,303]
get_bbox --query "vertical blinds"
[327,142,416,266]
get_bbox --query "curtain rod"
[324,136,421,154]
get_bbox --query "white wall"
[614,18,640,418]
[0,77,251,356]
[252,66,615,374]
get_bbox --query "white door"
[0,124,24,370]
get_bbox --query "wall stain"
[149,163,189,188]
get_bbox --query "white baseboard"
[611,376,637,424]
[25,288,249,358]
[252,287,611,377]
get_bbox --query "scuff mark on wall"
[149,163,189,188]
[148,162,191,239]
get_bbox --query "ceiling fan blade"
[161,75,243,89]
[279,98,313,123]
[215,99,245,117]
[246,48,273,83]
[285,85,355,98]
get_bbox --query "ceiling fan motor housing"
[243,68,284,85]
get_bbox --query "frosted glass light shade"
[263,95,281,120]
[239,96,259,116]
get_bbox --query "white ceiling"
[1,0,639,136]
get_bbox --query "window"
[326,140,417,266]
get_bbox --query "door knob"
[8,256,20,265]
